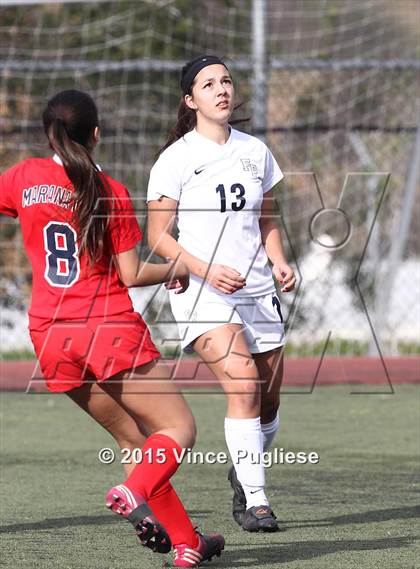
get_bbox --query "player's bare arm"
[113,247,189,291]
[148,196,245,294]
[259,189,296,293]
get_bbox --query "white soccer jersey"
[147,127,284,297]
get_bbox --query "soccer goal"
[1,0,419,357]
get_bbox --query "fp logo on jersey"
[241,158,258,177]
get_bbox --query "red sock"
[124,433,198,547]
[148,481,199,548]
[125,433,181,498]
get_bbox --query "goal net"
[1,0,419,357]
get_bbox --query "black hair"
[42,90,110,263]
[180,54,227,95]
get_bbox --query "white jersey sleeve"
[262,146,284,193]
[147,149,182,202]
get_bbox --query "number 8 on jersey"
[43,221,80,287]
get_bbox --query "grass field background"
[1,385,419,569]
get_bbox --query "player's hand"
[273,262,296,292]
[205,263,246,294]
[165,260,190,293]
[165,274,189,294]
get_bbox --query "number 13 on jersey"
[215,183,246,212]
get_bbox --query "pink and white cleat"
[173,531,225,567]
[106,484,171,553]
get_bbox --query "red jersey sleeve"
[106,180,142,254]
[0,165,19,217]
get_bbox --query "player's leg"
[100,359,224,563]
[66,378,147,477]
[66,379,172,552]
[100,358,196,448]
[214,290,284,532]
[37,314,223,563]
[254,346,284,449]
[192,324,277,531]
[192,323,260,414]
[233,348,283,533]
[67,371,224,563]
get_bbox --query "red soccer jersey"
[0,156,142,329]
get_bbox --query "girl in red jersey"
[0,90,224,568]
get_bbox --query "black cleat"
[106,484,172,553]
[173,531,225,567]
[228,466,246,526]
[242,505,279,532]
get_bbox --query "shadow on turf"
[1,506,418,536]
[218,536,416,566]
[281,504,420,529]
[0,510,213,534]
[0,515,416,567]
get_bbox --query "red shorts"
[29,311,161,393]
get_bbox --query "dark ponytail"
[42,90,110,264]
[157,98,197,157]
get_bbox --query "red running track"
[0,357,418,393]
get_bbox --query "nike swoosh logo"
[250,490,261,494]
[194,168,205,175]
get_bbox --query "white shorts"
[169,283,285,354]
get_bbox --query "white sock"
[224,416,269,509]
[261,414,280,451]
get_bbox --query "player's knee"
[172,411,196,448]
[186,424,197,449]
[235,379,260,397]
[182,414,197,448]
[228,381,261,413]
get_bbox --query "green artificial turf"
[1,385,419,569]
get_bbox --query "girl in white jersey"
[147,55,296,532]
